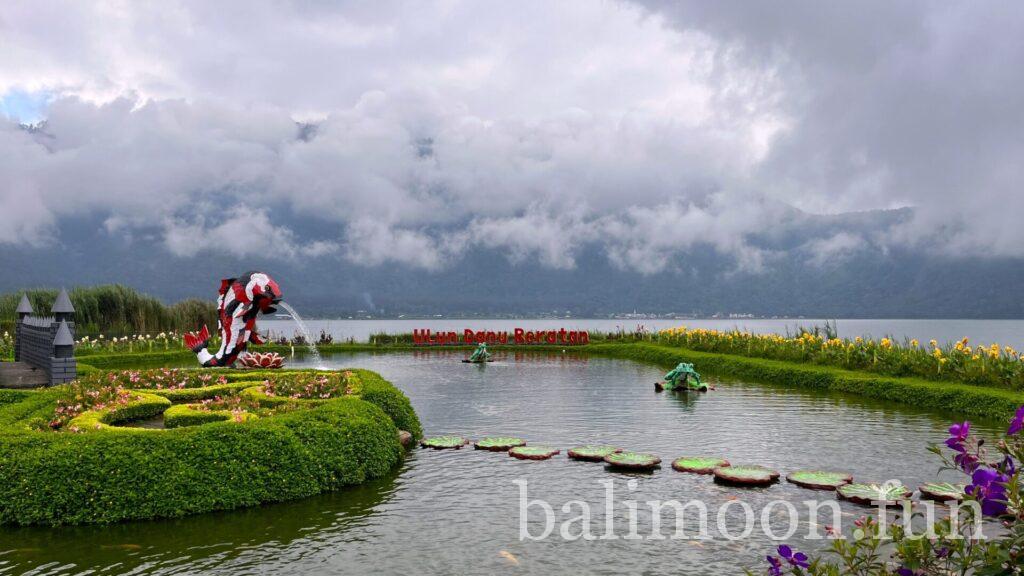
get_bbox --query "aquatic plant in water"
[474,436,526,451]
[420,436,470,449]
[671,456,730,474]
[713,465,779,486]
[509,446,560,460]
[568,445,622,461]
[603,451,661,470]
[836,482,912,506]
[785,470,853,490]
[917,482,966,502]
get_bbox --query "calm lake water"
[261,318,1024,349]
[0,351,1001,575]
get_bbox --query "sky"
[1,0,1023,275]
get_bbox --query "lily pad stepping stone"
[837,482,912,506]
[672,456,730,474]
[509,446,560,460]
[713,465,780,486]
[786,470,853,490]
[568,445,622,461]
[919,482,966,502]
[604,451,662,470]
[474,437,527,451]
[420,435,470,450]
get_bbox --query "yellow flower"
[930,339,938,348]
[910,339,919,348]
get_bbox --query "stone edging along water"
[72,339,1024,421]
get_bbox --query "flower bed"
[0,367,420,526]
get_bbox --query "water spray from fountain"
[278,301,325,369]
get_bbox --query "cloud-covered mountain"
[2,207,1021,318]
[1,1,1022,317]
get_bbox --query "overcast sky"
[1,0,1022,273]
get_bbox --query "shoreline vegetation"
[57,336,1024,422]
[0,285,216,335]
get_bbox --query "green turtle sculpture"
[463,342,493,363]
[655,362,708,392]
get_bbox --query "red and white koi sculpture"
[183,272,282,367]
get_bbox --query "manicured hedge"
[0,389,31,408]
[163,403,257,428]
[67,391,171,432]
[586,342,1024,421]
[0,367,420,526]
[148,381,261,402]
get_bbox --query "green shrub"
[66,392,171,432]
[0,367,420,526]
[163,403,257,429]
[0,390,30,408]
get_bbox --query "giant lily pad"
[604,451,662,470]
[509,446,560,460]
[713,465,779,486]
[672,456,730,474]
[568,445,622,461]
[837,482,911,505]
[919,482,966,502]
[420,435,470,450]
[786,470,853,490]
[474,436,527,451]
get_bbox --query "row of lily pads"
[420,435,965,506]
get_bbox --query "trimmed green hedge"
[0,367,420,526]
[67,391,171,432]
[586,342,1024,421]
[163,403,257,428]
[148,381,261,403]
[0,389,31,408]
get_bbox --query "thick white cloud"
[1,0,1021,272]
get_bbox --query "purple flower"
[777,545,809,568]
[967,467,1009,517]
[896,568,914,576]
[949,421,971,440]
[766,555,782,576]
[945,421,980,473]
[953,451,980,473]
[1008,405,1024,436]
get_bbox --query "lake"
[0,350,998,575]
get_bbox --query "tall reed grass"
[0,285,216,336]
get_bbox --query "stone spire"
[53,320,75,347]
[15,294,33,319]
[51,288,74,322]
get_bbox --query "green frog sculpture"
[464,342,493,363]
[655,362,708,392]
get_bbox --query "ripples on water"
[0,351,1000,575]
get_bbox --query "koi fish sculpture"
[184,272,282,367]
